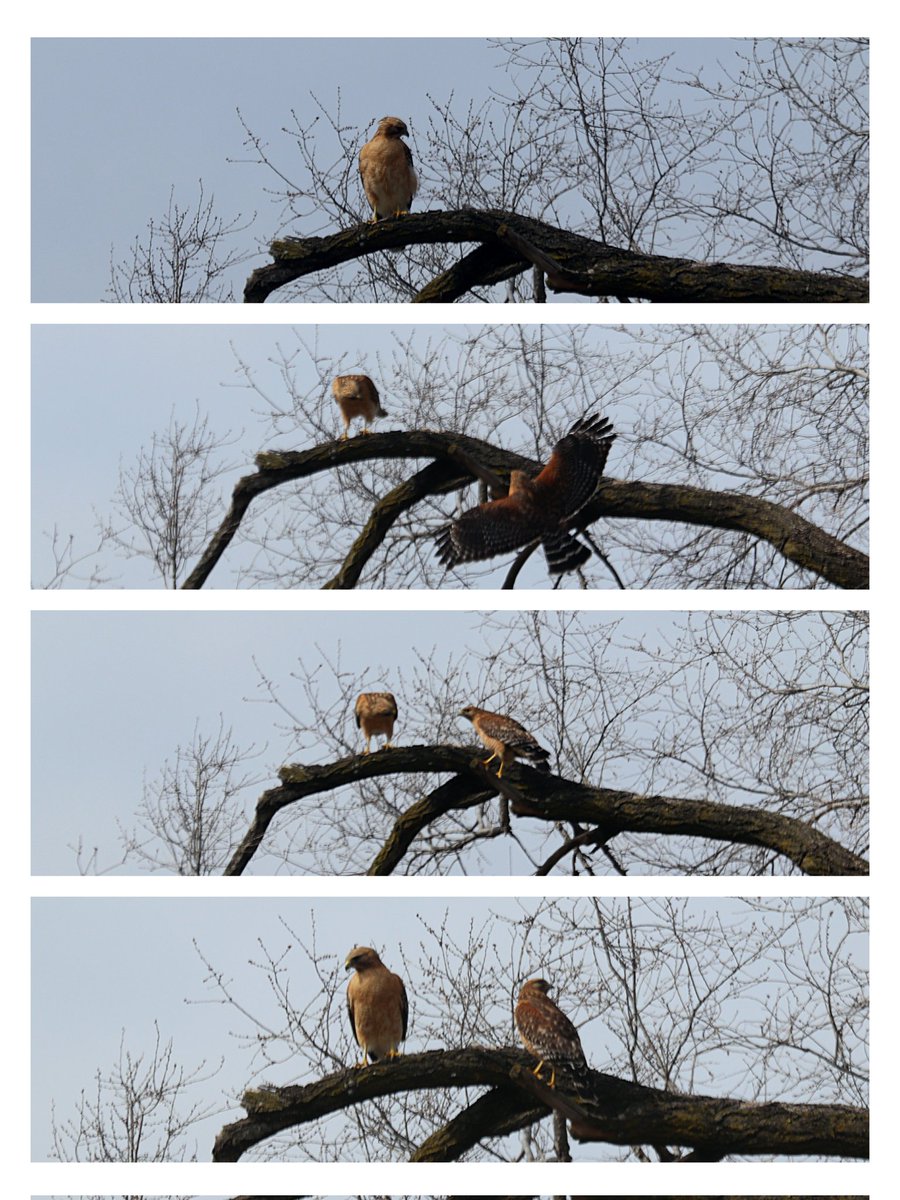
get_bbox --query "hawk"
[515,977,587,1088]
[345,946,408,1066]
[435,412,616,576]
[332,374,387,439]
[359,116,418,221]
[355,691,398,754]
[460,705,551,777]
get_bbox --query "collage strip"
[29,28,870,1200]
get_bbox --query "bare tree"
[192,324,867,589]
[117,720,265,875]
[197,898,867,1161]
[36,324,861,591]
[108,184,255,303]
[49,1024,221,1164]
[71,611,867,878]
[101,41,867,303]
[100,404,240,589]
[225,610,867,877]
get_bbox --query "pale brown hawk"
[345,946,409,1066]
[359,116,418,221]
[355,692,398,754]
[332,375,387,439]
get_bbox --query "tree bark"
[243,210,868,304]
[221,744,868,877]
[211,1046,868,1162]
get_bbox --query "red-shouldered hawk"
[345,945,409,1066]
[515,977,587,1088]
[460,705,551,777]
[355,691,398,754]
[435,412,616,576]
[359,116,418,221]
[332,374,387,439]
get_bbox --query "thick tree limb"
[180,429,867,589]
[243,210,868,304]
[410,1084,545,1161]
[222,744,868,877]
[578,479,868,589]
[212,1046,867,1161]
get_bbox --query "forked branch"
[180,429,868,589]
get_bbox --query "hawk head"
[345,946,384,973]
[523,977,553,996]
[377,116,410,138]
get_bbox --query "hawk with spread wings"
[355,692,398,754]
[332,374,387,439]
[359,116,418,221]
[515,977,587,1088]
[460,705,551,776]
[345,946,409,1066]
[435,413,616,576]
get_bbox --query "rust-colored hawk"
[460,705,551,776]
[436,412,615,576]
[515,977,587,1088]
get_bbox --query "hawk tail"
[542,531,592,575]
[517,743,552,772]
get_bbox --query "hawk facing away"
[435,412,616,576]
[332,374,387,439]
[355,691,398,754]
[359,116,418,221]
[515,977,587,1088]
[460,705,551,777]
[345,946,409,1066]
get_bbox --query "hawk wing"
[435,493,539,567]
[435,412,615,571]
[397,973,409,1040]
[531,412,616,520]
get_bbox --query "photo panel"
[31,38,868,305]
[31,323,868,591]
[32,897,869,1163]
[31,609,868,878]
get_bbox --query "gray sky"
[31,38,735,302]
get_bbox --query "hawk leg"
[531,1059,557,1088]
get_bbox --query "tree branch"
[180,429,867,589]
[243,210,868,304]
[212,1046,868,1161]
[222,744,868,877]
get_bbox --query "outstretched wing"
[532,412,616,520]
[435,493,540,567]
